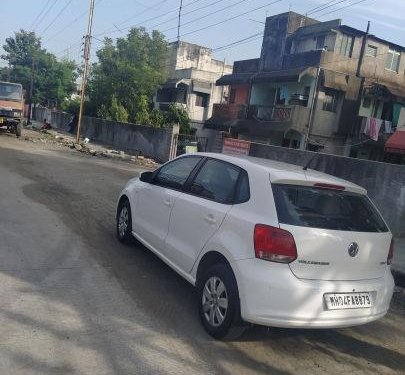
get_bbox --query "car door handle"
[204,215,216,225]
[164,199,172,207]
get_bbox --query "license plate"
[324,292,373,310]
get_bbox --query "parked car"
[116,153,395,339]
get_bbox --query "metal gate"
[176,134,208,156]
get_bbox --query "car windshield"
[272,184,388,232]
[0,83,22,101]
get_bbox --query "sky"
[1,0,405,67]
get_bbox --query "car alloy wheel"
[117,199,132,243]
[202,276,229,327]
[118,206,129,238]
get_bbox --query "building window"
[322,88,339,112]
[366,45,378,57]
[229,88,236,104]
[339,34,354,57]
[385,49,401,72]
[316,35,326,49]
[195,93,208,107]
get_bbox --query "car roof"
[188,152,367,195]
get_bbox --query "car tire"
[15,123,22,137]
[198,263,245,340]
[116,198,133,243]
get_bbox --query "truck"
[0,81,24,137]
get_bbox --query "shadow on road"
[0,142,404,374]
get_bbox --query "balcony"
[248,105,294,122]
[212,103,247,120]
[243,105,310,135]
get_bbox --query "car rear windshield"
[272,184,388,232]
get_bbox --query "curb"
[392,269,405,288]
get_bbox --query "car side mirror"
[139,171,153,183]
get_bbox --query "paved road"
[1,133,405,375]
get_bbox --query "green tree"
[60,96,81,114]
[108,96,129,122]
[88,27,168,122]
[166,103,191,134]
[135,94,151,124]
[1,29,77,107]
[149,108,166,127]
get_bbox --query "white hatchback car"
[116,153,395,338]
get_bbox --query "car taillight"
[254,224,297,263]
[387,239,394,265]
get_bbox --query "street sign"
[222,137,251,156]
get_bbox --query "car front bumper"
[235,258,394,328]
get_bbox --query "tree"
[108,96,129,123]
[88,27,168,122]
[149,108,166,127]
[166,103,191,134]
[135,94,151,124]
[1,29,77,107]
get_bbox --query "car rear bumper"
[235,258,394,328]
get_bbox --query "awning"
[204,117,239,130]
[251,67,316,83]
[162,79,189,89]
[216,73,253,86]
[192,80,211,94]
[385,130,405,154]
[385,85,405,100]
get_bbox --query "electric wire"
[171,0,283,40]
[30,0,53,30]
[34,0,60,31]
[40,0,75,36]
[317,0,371,17]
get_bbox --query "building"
[154,41,233,134]
[206,12,405,161]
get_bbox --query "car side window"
[154,157,201,190]
[189,159,240,204]
[235,171,250,203]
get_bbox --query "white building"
[154,41,233,132]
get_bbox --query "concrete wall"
[246,142,405,236]
[233,59,260,73]
[33,108,179,162]
[311,89,344,138]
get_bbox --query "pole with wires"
[27,57,36,125]
[304,66,321,150]
[76,0,95,143]
[177,0,183,43]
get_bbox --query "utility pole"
[177,0,183,43]
[357,21,370,78]
[304,66,321,150]
[220,58,226,104]
[27,57,35,125]
[76,0,95,143]
[348,21,370,146]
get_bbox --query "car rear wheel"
[198,263,245,340]
[116,199,133,243]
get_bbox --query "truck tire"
[15,123,22,137]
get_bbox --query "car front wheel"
[116,199,133,243]
[198,263,245,340]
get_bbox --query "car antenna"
[303,152,318,171]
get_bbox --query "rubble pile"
[20,128,159,168]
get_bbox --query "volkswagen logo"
[348,242,359,257]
